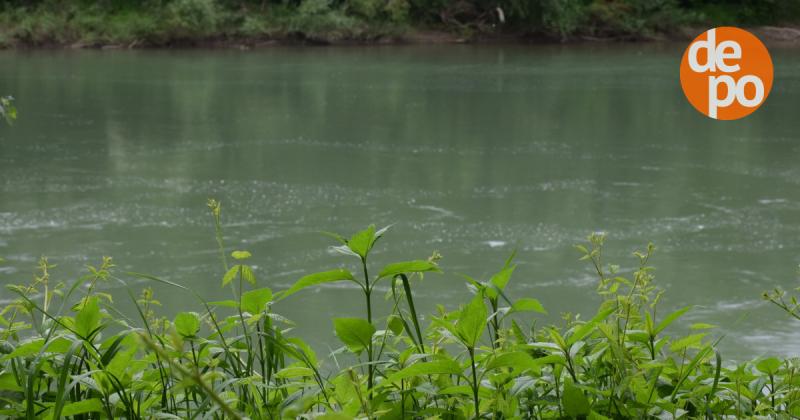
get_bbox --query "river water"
[0,45,798,358]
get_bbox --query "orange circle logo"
[680,27,773,120]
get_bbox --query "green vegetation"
[1,200,800,418]
[0,0,798,46]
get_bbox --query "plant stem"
[362,258,374,393]
[469,347,480,419]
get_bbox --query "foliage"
[1,202,800,418]
[0,0,796,46]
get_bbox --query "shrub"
[162,0,220,39]
[1,201,800,418]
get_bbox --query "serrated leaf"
[756,357,781,375]
[241,287,272,314]
[510,298,546,314]
[456,293,487,349]
[174,312,201,338]
[333,318,375,354]
[75,296,102,339]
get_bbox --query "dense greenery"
[1,200,800,418]
[0,0,798,46]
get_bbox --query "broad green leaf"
[486,351,540,373]
[241,288,272,314]
[75,296,102,339]
[280,269,356,300]
[0,373,21,391]
[563,380,591,417]
[378,260,440,279]
[654,306,692,335]
[333,318,375,354]
[385,359,462,384]
[510,298,546,314]
[59,398,104,417]
[756,357,782,375]
[488,265,516,298]
[387,315,404,336]
[174,312,201,338]
[231,250,252,260]
[347,225,376,259]
[3,338,44,360]
[456,293,487,349]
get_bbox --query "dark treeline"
[0,0,799,46]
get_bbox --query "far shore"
[5,25,800,51]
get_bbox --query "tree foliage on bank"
[0,0,798,46]
[2,201,800,418]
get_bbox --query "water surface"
[1,45,799,358]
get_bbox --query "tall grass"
[1,201,800,418]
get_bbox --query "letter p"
[708,75,735,119]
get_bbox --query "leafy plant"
[0,202,799,418]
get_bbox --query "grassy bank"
[0,0,799,47]
[1,199,800,418]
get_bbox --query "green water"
[1,45,799,358]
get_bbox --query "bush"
[1,201,800,418]
[162,0,220,39]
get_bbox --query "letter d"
[689,28,717,73]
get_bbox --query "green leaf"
[59,398,104,417]
[756,357,782,375]
[241,288,273,314]
[347,225,376,259]
[654,306,691,335]
[333,318,375,354]
[0,373,21,391]
[208,300,239,308]
[378,260,440,279]
[231,250,252,260]
[385,359,462,384]
[563,380,591,417]
[279,269,356,301]
[240,265,256,285]
[488,265,516,298]
[387,315,404,336]
[222,265,239,286]
[174,312,201,338]
[486,351,540,373]
[510,298,546,314]
[3,338,44,360]
[276,366,314,379]
[456,293,487,349]
[75,296,103,339]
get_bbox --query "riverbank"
[1,1,799,49]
